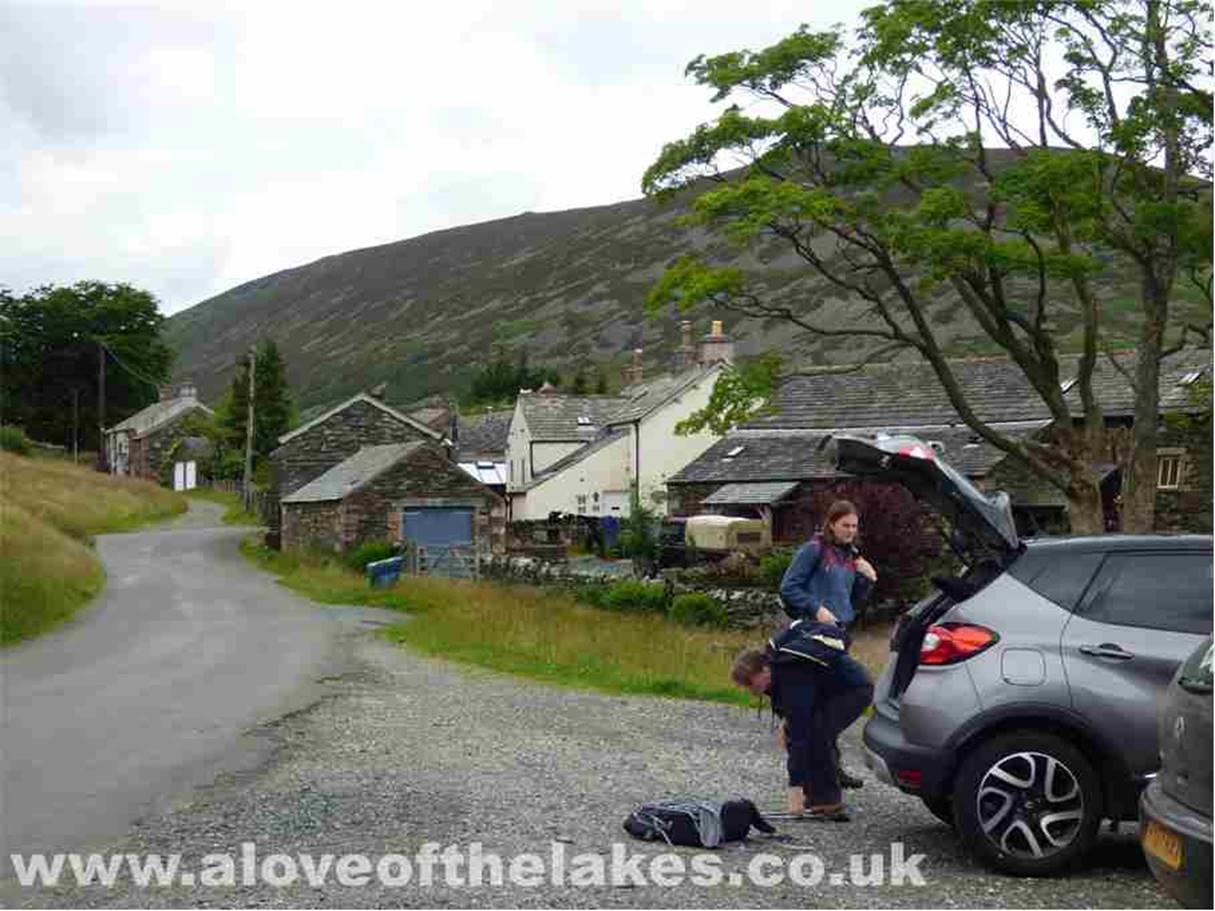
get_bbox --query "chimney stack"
[623,348,645,386]
[697,320,734,366]
[673,320,696,372]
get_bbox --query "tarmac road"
[0,501,385,877]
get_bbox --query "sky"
[2,0,872,316]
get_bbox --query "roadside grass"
[240,541,895,704]
[1,451,186,542]
[0,452,188,645]
[0,502,104,645]
[186,487,261,525]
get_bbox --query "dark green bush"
[669,592,728,628]
[1,425,31,455]
[601,579,668,613]
[758,550,794,588]
[572,584,605,607]
[344,539,399,571]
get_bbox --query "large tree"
[217,339,297,460]
[0,281,173,453]
[643,0,1211,533]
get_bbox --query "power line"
[98,341,165,389]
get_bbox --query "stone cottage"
[280,440,504,555]
[104,382,213,484]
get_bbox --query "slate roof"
[282,441,424,504]
[517,364,723,441]
[456,409,512,460]
[517,393,629,441]
[669,432,839,484]
[746,349,1210,430]
[610,364,721,424]
[702,481,800,506]
[108,396,213,437]
[669,422,1047,485]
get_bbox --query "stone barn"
[280,440,504,556]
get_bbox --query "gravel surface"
[4,619,1172,909]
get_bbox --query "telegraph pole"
[97,341,107,472]
[242,346,257,512]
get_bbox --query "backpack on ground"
[622,797,775,848]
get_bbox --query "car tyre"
[921,795,956,828]
[952,730,1102,876]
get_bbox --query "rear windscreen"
[1007,550,1105,612]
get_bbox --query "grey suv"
[828,433,1214,876]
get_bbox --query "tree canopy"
[216,339,297,465]
[0,281,173,453]
[644,0,1212,533]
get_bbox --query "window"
[1158,453,1184,489]
[576,494,588,514]
[1009,550,1104,611]
[577,416,593,426]
[1179,369,1205,386]
[1059,378,1077,394]
[1076,552,1213,635]
[722,444,745,462]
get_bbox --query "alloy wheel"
[975,750,1085,860]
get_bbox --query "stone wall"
[282,501,342,551]
[344,443,504,553]
[1154,419,1213,534]
[271,399,435,502]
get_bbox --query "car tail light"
[895,769,922,789]
[920,623,999,665]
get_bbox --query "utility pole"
[97,341,107,472]
[242,346,256,512]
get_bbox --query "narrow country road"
[0,501,386,876]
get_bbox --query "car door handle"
[1079,643,1134,660]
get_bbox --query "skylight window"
[1059,378,1077,394]
[576,416,593,426]
[1179,369,1205,386]
[725,445,745,458]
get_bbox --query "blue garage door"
[402,508,475,578]
[402,508,474,547]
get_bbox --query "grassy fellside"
[186,487,261,525]
[0,452,188,645]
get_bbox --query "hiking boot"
[804,804,851,822]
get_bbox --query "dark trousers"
[790,655,873,806]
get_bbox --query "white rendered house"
[506,322,734,519]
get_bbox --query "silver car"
[829,433,1214,876]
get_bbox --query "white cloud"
[3,0,869,314]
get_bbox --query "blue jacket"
[779,533,872,626]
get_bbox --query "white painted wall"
[531,440,583,475]
[511,434,631,520]
[634,365,724,514]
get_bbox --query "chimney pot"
[697,321,734,366]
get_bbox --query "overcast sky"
[3,0,871,315]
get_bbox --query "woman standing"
[779,499,877,628]
[777,499,877,789]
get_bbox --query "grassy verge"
[241,541,895,704]
[1,452,188,645]
[186,487,262,525]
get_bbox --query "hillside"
[165,173,1205,413]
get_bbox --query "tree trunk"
[1067,476,1106,536]
[1122,279,1167,533]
